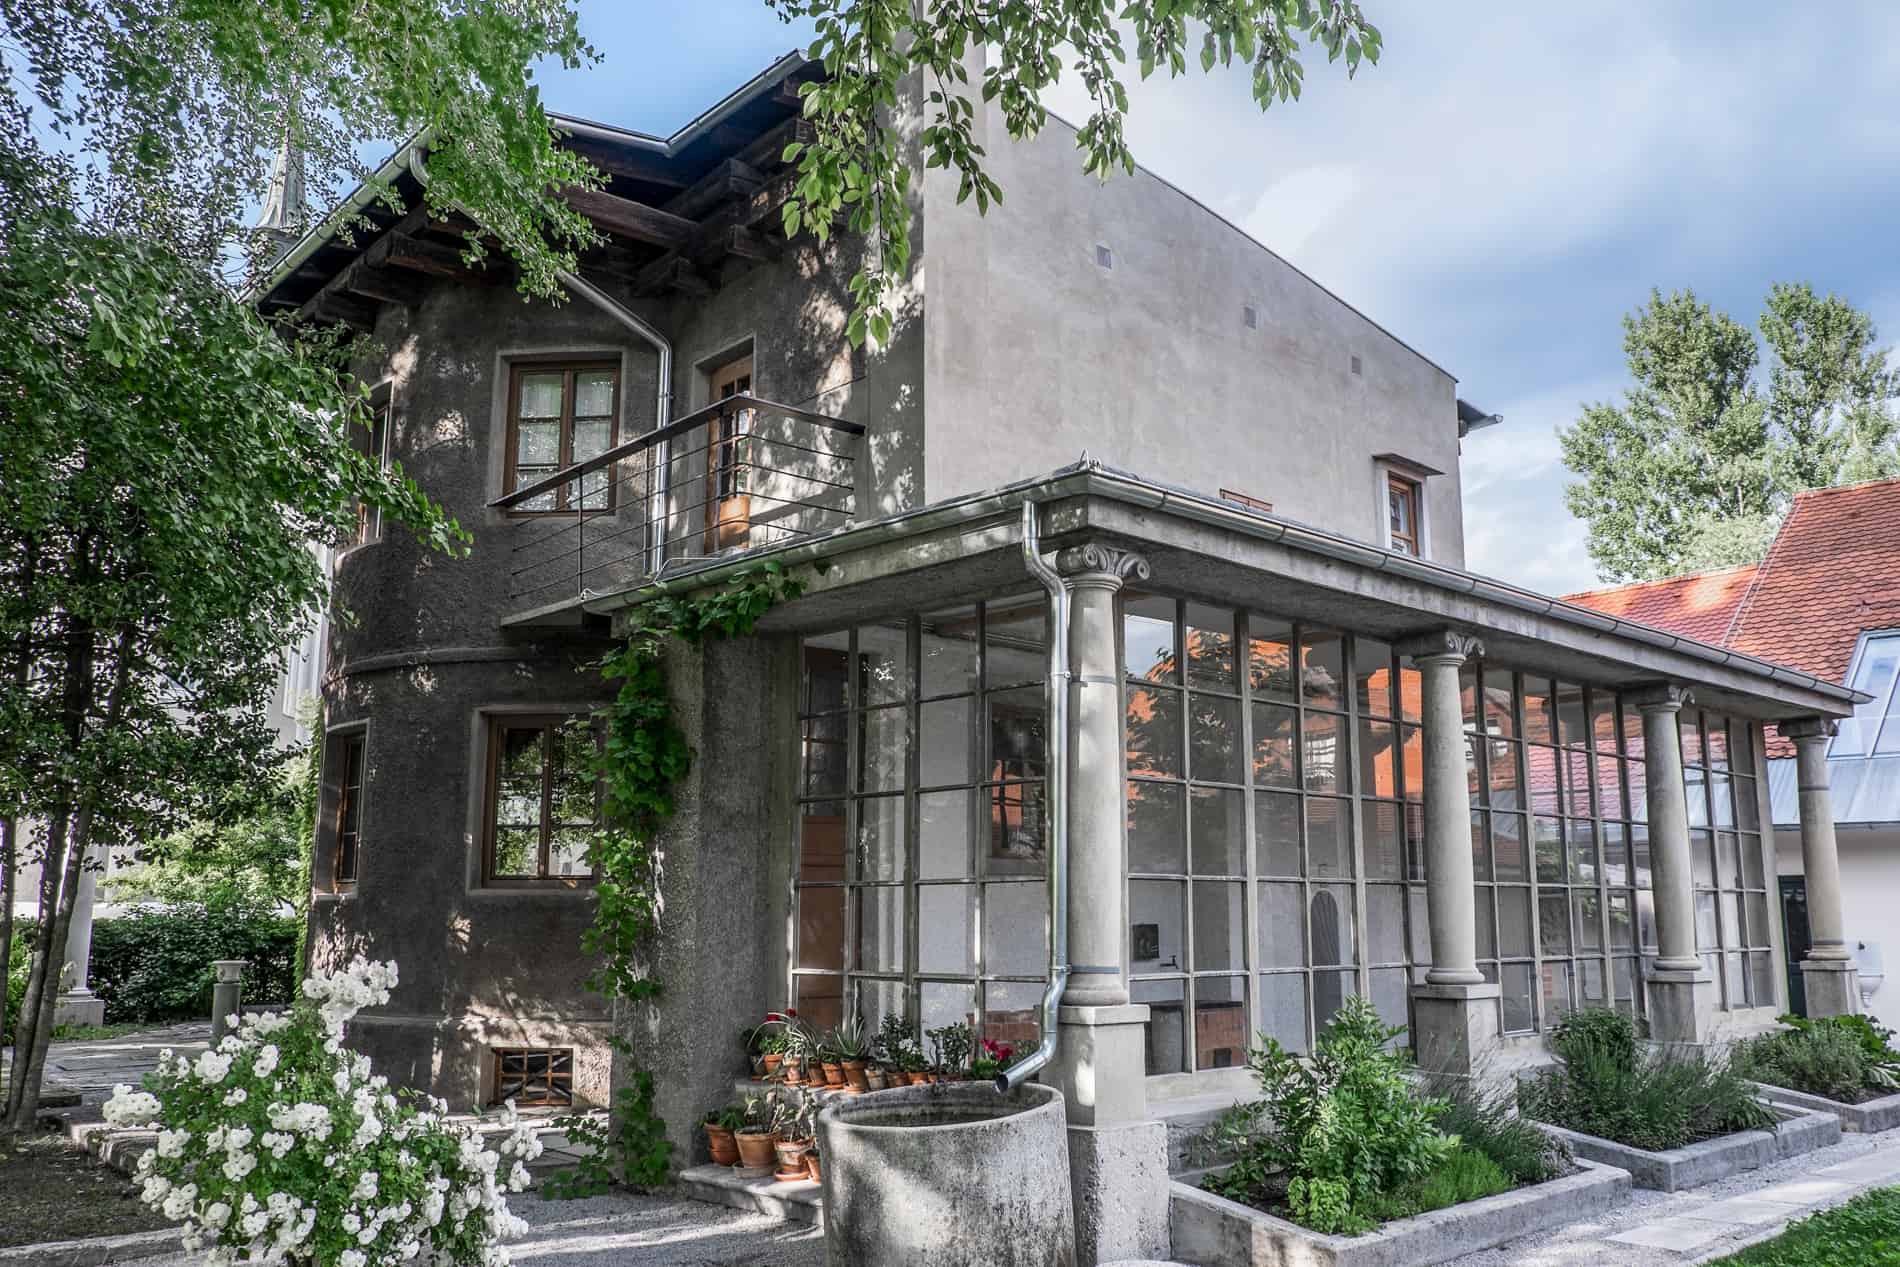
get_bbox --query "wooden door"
[704,357,754,552]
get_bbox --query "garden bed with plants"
[1520,1009,1841,1192]
[1733,1013,1900,1134]
[1172,998,1624,1267]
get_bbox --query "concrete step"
[674,1162,825,1227]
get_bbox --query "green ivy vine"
[545,560,810,1197]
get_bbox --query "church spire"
[256,120,307,266]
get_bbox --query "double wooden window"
[504,362,620,513]
[351,402,390,546]
[1386,474,1421,556]
[334,732,366,886]
[483,715,599,883]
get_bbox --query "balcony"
[492,393,863,624]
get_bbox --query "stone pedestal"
[1801,959,1862,1019]
[52,992,105,1028]
[1052,1004,1170,1266]
[1412,981,1502,1082]
[211,960,247,1040]
[1646,964,1716,1046]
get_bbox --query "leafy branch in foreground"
[769,0,1382,346]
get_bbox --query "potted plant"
[927,1021,975,1081]
[776,1101,818,1181]
[865,1063,890,1091]
[757,1027,788,1079]
[835,1012,872,1092]
[877,1012,927,1085]
[702,1102,744,1166]
[734,1091,787,1171]
[806,1134,823,1183]
[816,1029,846,1088]
[757,1010,814,1085]
[971,1038,1017,1083]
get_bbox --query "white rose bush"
[103,958,542,1267]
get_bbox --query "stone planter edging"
[1534,1102,1840,1192]
[1169,1159,1630,1267]
[1745,1080,1900,1134]
[0,1227,183,1267]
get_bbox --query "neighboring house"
[1570,478,1900,1031]
[257,51,1864,1262]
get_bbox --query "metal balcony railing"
[491,393,863,613]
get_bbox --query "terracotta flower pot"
[822,1061,845,1087]
[704,1124,738,1167]
[905,1070,928,1086]
[774,1139,812,1180]
[735,1130,779,1170]
[763,1052,783,1078]
[865,1067,888,1091]
[842,1059,869,1092]
[782,1055,805,1085]
[806,1150,823,1183]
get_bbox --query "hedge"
[87,904,300,1025]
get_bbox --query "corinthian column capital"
[1394,628,1484,664]
[1054,541,1152,590]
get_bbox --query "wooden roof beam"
[562,186,696,249]
[661,157,765,223]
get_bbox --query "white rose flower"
[222,1087,248,1107]
[156,1128,189,1158]
[193,1050,232,1083]
[253,1044,280,1077]
[339,1251,366,1267]
[204,1201,232,1230]
[222,1152,257,1182]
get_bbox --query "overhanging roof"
[571,462,1864,722]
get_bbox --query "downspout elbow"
[1001,500,1070,1091]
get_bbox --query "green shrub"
[1521,1007,1773,1150]
[1361,1145,1514,1224]
[88,902,299,1024]
[1431,1079,1569,1185]
[1715,1184,1900,1266]
[1733,1019,1882,1102]
[1203,996,1457,1235]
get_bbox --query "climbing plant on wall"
[544,559,809,1197]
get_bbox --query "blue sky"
[537,1,1900,596]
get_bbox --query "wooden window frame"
[351,398,391,547]
[491,1047,574,1107]
[703,355,755,551]
[333,731,366,888]
[481,714,601,888]
[502,360,621,516]
[1385,472,1421,557]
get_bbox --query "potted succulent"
[834,1013,872,1092]
[734,1091,787,1171]
[927,1021,975,1082]
[971,1038,1017,1083]
[816,1030,847,1088]
[865,1062,890,1091]
[702,1102,744,1167]
[757,1010,814,1085]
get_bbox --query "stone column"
[1396,630,1498,1080]
[211,961,247,1041]
[1783,717,1860,1016]
[52,844,106,1028]
[1632,684,1714,1043]
[1047,541,1169,1267]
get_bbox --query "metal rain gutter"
[248,128,434,304]
[1001,501,1070,1092]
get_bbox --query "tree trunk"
[9,805,94,1133]
[0,817,15,1049]
[4,813,68,1131]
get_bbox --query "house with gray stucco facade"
[261,52,1870,1264]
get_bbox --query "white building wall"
[1774,824,1900,1033]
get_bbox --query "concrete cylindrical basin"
[818,1081,1074,1267]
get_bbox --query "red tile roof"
[1564,563,1759,647]
[1566,478,1900,758]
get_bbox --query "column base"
[1053,1003,1152,1127]
[1646,964,1716,1045]
[1068,1119,1171,1267]
[1411,981,1500,1081]
[1801,958,1862,1018]
[52,991,106,1028]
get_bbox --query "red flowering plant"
[971,1038,1018,1082]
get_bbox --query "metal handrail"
[489,392,866,512]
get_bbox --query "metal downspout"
[1001,500,1071,1092]
[403,149,677,574]
[551,271,674,573]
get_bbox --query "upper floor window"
[351,400,390,546]
[504,362,619,513]
[334,731,365,886]
[1386,474,1420,556]
[483,714,599,883]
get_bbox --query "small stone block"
[1689,1196,1806,1226]
[1607,1219,1732,1252]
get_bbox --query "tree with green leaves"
[773,0,1383,344]
[1560,284,1900,583]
